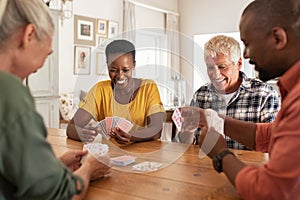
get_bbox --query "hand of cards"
[96,116,133,140]
[81,143,109,163]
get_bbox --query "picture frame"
[108,21,119,38]
[97,18,108,37]
[96,52,107,75]
[97,36,108,50]
[74,46,91,75]
[74,15,96,46]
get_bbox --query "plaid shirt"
[190,72,281,150]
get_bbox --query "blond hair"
[0,0,53,48]
[204,35,241,65]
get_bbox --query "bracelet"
[75,176,85,195]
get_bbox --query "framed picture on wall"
[96,52,107,75]
[74,46,91,75]
[74,15,96,46]
[97,36,108,50]
[108,21,119,38]
[97,18,108,37]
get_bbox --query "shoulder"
[0,72,34,123]
[0,72,32,102]
[243,77,278,94]
[194,83,211,94]
[91,80,112,92]
[95,80,111,87]
[140,79,158,88]
[141,79,156,85]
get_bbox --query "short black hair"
[105,39,136,63]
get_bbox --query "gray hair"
[0,0,54,48]
[204,35,241,65]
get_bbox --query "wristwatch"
[212,149,235,173]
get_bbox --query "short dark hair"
[105,39,136,63]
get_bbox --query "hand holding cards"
[81,143,109,163]
[173,107,201,132]
[96,116,133,140]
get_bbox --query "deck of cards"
[111,155,136,166]
[96,116,133,140]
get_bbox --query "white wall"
[177,0,253,101]
[56,0,122,96]
[51,0,255,103]
[50,0,178,96]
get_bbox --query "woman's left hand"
[59,150,88,171]
[110,127,132,144]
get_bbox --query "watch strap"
[213,149,235,173]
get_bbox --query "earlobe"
[272,26,287,50]
[237,58,243,70]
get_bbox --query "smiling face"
[205,53,242,94]
[107,53,135,89]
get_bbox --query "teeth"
[215,78,224,83]
[117,79,126,84]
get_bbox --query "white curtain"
[123,1,136,42]
[166,13,180,78]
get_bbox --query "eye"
[122,68,130,73]
[207,65,214,71]
[218,65,227,70]
[109,69,117,73]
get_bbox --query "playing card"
[83,143,109,156]
[132,161,162,172]
[172,108,182,132]
[111,155,136,166]
[81,143,109,163]
[105,117,113,134]
[112,116,120,128]
[116,118,133,133]
[97,119,110,140]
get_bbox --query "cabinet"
[27,9,60,128]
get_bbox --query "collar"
[277,60,300,99]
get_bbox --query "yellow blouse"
[79,79,165,130]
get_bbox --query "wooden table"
[47,128,266,200]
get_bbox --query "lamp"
[43,0,74,20]
[60,0,73,19]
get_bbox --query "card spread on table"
[96,116,133,140]
[132,161,162,172]
[111,155,136,166]
[172,108,182,132]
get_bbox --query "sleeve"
[145,80,165,116]
[1,110,80,199]
[78,83,101,120]
[236,102,300,199]
[259,86,281,123]
[255,123,272,152]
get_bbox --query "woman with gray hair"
[0,0,111,199]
